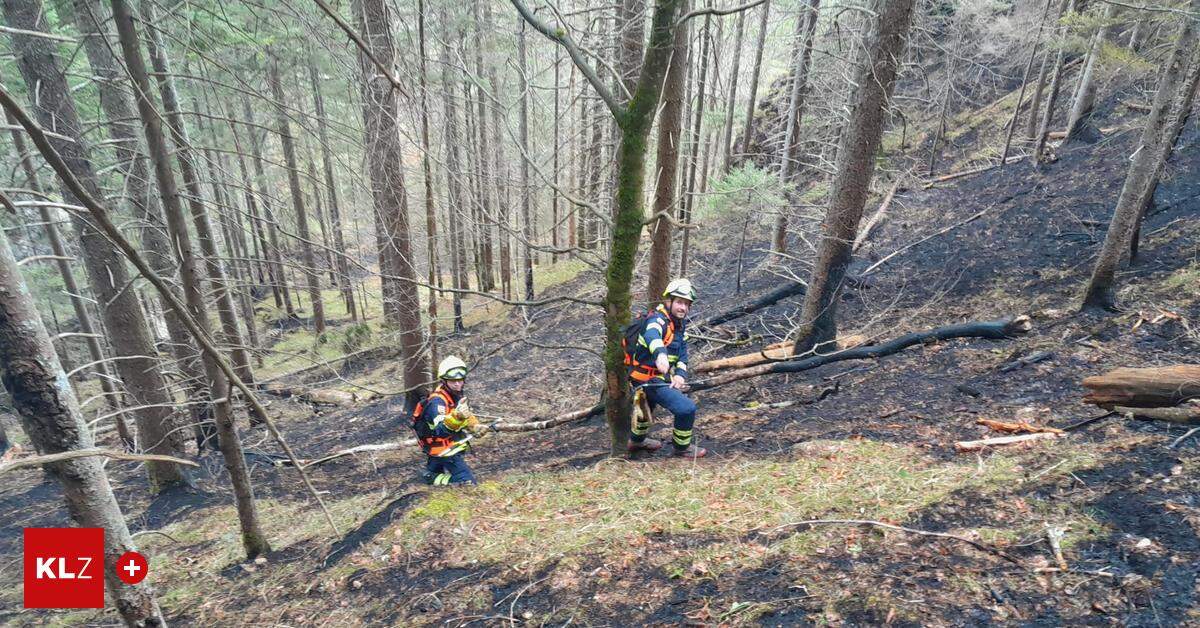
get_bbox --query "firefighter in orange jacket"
[412,356,481,485]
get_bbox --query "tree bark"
[792,0,916,354]
[739,0,771,164]
[145,10,258,388]
[472,1,497,292]
[354,0,429,411]
[1034,0,1079,163]
[647,2,689,304]
[680,15,713,274]
[439,32,468,331]
[417,0,438,377]
[721,9,747,173]
[1026,0,1069,141]
[4,107,132,446]
[1083,365,1200,408]
[518,17,535,301]
[71,0,214,443]
[1000,0,1054,165]
[3,0,187,490]
[1130,49,1200,258]
[1065,3,1119,144]
[243,95,296,318]
[267,57,325,336]
[1082,0,1199,310]
[0,224,166,627]
[773,0,820,254]
[110,0,271,556]
[309,59,358,321]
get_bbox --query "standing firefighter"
[412,356,482,485]
[624,279,707,457]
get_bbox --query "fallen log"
[853,180,903,253]
[256,345,396,386]
[976,418,1064,435]
[693,335,868,374]
[1112,403,1200,425]
[0,448,199,476]
[1082,366,1200,408]
[689,316,1032,392]
[697,281,806,328]
[284,404,605,468]
[954,432,1058,452]
[922,155,1026,187]
[263,385,366,406]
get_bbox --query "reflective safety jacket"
[411,385,471,457]
[625,304,690,384]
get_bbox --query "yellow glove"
[445,402,476,431]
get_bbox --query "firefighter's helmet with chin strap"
[662,278,696,302]
[437,356,468,381]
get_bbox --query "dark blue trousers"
[424,454,476,485]
[631,382,697,449]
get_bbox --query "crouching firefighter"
[412,356,483,485]
[623,279,707,457]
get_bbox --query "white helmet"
[662,278,696,302]
[437,355,468,380]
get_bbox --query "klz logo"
[24,528,104,609]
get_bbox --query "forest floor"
[3,120,1200,625]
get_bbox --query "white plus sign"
[123,561,141,577]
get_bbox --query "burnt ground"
[3,115,1200,626]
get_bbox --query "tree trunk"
[552,47,562,263]
[244,96,296,318]
[1000,0,1055,165]
[721,9,747,173]
[647,1,689,304]
[1034,0,1078,163]
[110,0,271,556]
[1025,0,1069,141]
[417,0,438,377]
[518,18,536,301]
[680,15,713,275]
[0,225,166,626]
[1065,3,1119,144]
[71,0,215,443]
[3,0,187,490]
[308,60,357,322]
[598,0,684,455]
[472,1,497,292]
[440,33,468,331]
[145,11,259,388]
[1082,0,1199,310]
[1083,365,1200,408]
[4,107,132,447]
[792,0,916,354]
[739,0,771,164]
[1130,50,1200,259]
[354,0,430,411]
[268,57,325,336]
[773,0,821,254]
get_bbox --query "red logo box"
[23,527,105,609]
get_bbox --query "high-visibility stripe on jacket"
[625,304,689,384]
[412,385,468,456]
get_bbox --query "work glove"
[450,401,475,422]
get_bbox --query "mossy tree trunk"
[515,0,682,455]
